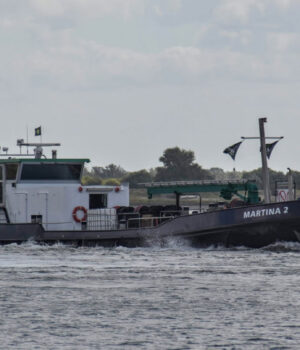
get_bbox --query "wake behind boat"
[0,118,299,247]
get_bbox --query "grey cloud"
[3,39,300,96]
[2,1,300,89]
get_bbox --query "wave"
[1,237,300,254]
[261,241,300,252]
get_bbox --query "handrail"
[140,179,254,187]
[126,216,174,229]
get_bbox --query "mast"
[259,118,271,203]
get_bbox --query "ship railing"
[35,214,174,231]
[87,208,119,231]
[117,212,139,229]
[160,209,188,217]
[41,208,202,231]
[126,216,174,229]
[140,179,250,187]
[88,209,190,230]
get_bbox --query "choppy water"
[0,242,300,349]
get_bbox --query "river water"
[0,241,300,350]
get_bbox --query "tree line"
[82,146,300,191]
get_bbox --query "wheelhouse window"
[6,163,19,180]
[20,163,82,181]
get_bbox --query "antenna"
[0,140,61,159]
[21,141,61,159]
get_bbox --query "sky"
[1,0,300,173]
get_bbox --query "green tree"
[242,168,288,192]
[159,147,195,168]
[92,164,127,179]
[102,178,121,186]
[155,147,212,181]
[209,167,226,181]
[122,169,154,188]
[242,168,263,188]
[81,175,102,185]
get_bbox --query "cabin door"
[0,164,5,207]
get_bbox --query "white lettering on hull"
[243,206,289,219]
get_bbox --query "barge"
[0,119,299,248]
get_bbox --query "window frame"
[18,162,83,183]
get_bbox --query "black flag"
[35,126,41,136]
[265,140,279,159]
[223,141,242,160]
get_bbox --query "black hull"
[1,201,300,248]
[183,219,300,248]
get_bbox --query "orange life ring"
[72,206,87,223]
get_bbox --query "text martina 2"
[243,206,289,219]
